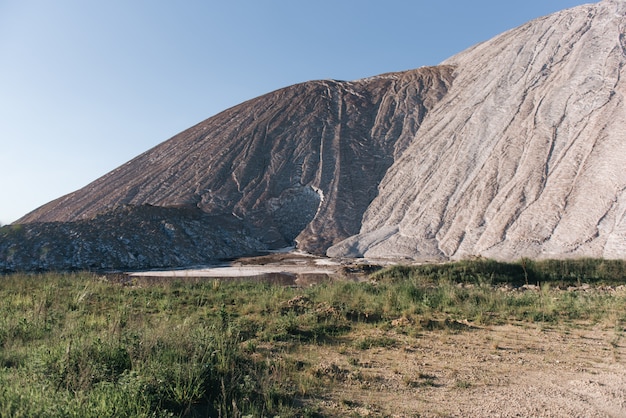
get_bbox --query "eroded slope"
[3,67,453,270]
[329,0,626,260]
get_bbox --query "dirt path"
[295,323,626,417]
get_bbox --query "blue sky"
[0,0,589,225]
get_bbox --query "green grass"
[371,259,626,325]
[0,258,625,416]
[0,274,317,417]
[373,258,626,287]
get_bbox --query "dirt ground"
[129,253,626,417]
[294,322,626,417]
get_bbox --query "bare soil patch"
[291,322,626,417]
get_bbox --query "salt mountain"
[2,0,625,271]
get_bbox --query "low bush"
[373,258,626,287]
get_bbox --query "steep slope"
[329,0,626,260]
[2,67,453,270]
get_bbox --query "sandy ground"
[127,252,390,285]
[129,263,338,278]
[296,322,626,417]
[128,252,340,277]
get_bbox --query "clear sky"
[0,0,590,225]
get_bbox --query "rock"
[0,205,266,272]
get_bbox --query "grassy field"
[1,258,625,417]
